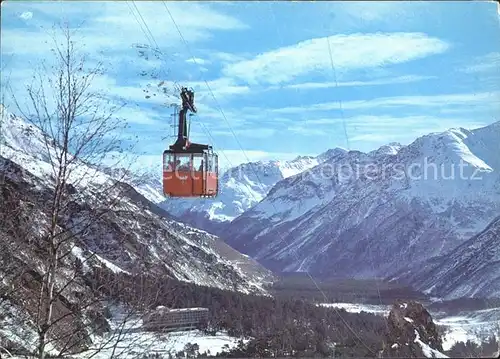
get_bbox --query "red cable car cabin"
[163,148,218,197]
[162,87,219,198]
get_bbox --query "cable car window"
[164,152,174,171]
[192,154,203,171]
[206,154,213,172]
[176,154,191,171]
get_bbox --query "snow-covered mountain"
[158,154,324,234]
[223,122,500,289]
[392,215,500,299]
[99,164,167,205]
[0,104,274,293]
[0,103,278,353]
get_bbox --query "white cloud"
[349,122,491,145]
[114,105,163,126]
[332,2,426,23]
[278,75,437,90]
[461,52,500,74]
[2,2,247,57]
[300,118,345,125]
[181,74,436,101]
[347,115,433,128]
[319,2,453,33]
[222,32,450,85]
[19,11,33,20]
[270,91,500,114]
[209,51,248,64]
[341,92,500,111]
[189,77,250,100]
[99,1,247,32]
[186,57,210,66]
[287,117,346,136]
[1,64,176,115]
[190,104,250,130]
[348,133,395,143]
[339,2,400,22]
[1,1,249,119]
[346,115,488,130]
[288,115,485,139]
[287,126,330,136]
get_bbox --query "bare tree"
[4,22,148,358]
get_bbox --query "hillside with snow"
[0,105,275,353]
[223,121,500,296]
[393,215,500,299]
[0,104,273,292]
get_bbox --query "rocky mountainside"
[0,104,273,293]
[380,300,448,358]
[223,122,500,294]
[0,105,274,353]
[392,215,500,299]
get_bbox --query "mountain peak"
[404,121,499,172]
[369,142,404,157]
[317,147,348,162]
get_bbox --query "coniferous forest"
[88,269,499,358]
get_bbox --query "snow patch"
[318,302,390,316]
[94,254,130,274]
[414,330,449,358]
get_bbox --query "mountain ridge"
[0,105,275,293]
[390,214,500,299]
[157,148,347,233]
[221,120,500,297]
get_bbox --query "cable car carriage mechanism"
[163,87,219,198]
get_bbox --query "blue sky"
[1,1,500,169]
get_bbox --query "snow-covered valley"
[319,302,500,352]
[70,306,247,359]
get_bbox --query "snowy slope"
[98,164,166,205]
[0,104,277,354]
[414,330,449,358]
[393,215,500,299]
[224,121,500,288]
[0,104,274,293]
[78,329,245,359]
